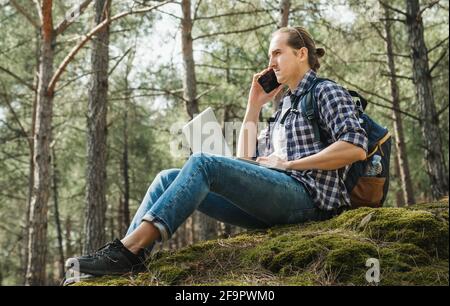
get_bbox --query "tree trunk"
[118,50,135,238]
[181,222,188,247]
[221,104,237,238]
[184,214,193,245]
[121,124,130,234]
[221,112,232,238]
[23,28,41,285]
[181,0,199,119]
[405,0,448,199]
[394,150,405,207]
[279,0,291,28]
[26,0,55,285]
[65,216,73,259]
[191,209,198,244]
[51,147,65,280]
[84,0,111,254]
[181,0,217,242]
[177,226,184,249]
[272,0,290,112]
[118,84,130,237]
[383,4,415,205]
[109,205,115,241]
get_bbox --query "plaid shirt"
[256,69,368,212]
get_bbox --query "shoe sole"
[65,257,146,277]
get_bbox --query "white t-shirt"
[270,96,291,160]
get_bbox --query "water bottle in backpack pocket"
[365,154,383,177]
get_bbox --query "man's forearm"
[237,105,261,158]
[286,141,367,171]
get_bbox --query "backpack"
[290,78,392,208]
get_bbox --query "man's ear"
[299,47,308,62]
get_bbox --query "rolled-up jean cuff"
[142,213,170,243]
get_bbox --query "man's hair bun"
[316,48,325,58]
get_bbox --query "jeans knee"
[186,152,222,186]
[157,168,180,188]
[188,152,213,167]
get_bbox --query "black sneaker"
[65,239,147,276]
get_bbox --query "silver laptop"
[181,107,287,172]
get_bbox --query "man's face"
[268,32,304,84]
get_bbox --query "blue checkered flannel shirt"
[256,69,368,212]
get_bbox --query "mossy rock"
[380,260,449,286]
[311,203,449,258]
[75,199,448,286]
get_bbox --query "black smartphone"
[257,69,280,93]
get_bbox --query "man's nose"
[268,57,275,68]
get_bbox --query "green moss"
[151,265,190,285]
[242,232,319,272]
[74,200,448,286]
[408,202,449,224]
[281,272,317,286]
[323,239,378,282]
[241,230,386,285]
[379,243,431,271]
[381,260,449,286]
[212,280,254,286]
[72,275,135,286]
[321,206,449,257]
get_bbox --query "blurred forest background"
[0,0,448,285]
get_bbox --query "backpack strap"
[300,78,325,142]
[279,78,329,126]
[297,78,332,143]
[278,94,302,125]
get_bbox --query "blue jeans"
[126,152,331,247]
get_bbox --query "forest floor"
[74,198,448,286]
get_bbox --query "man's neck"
[287,66,310,92]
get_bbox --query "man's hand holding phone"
[248,68,283,110]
